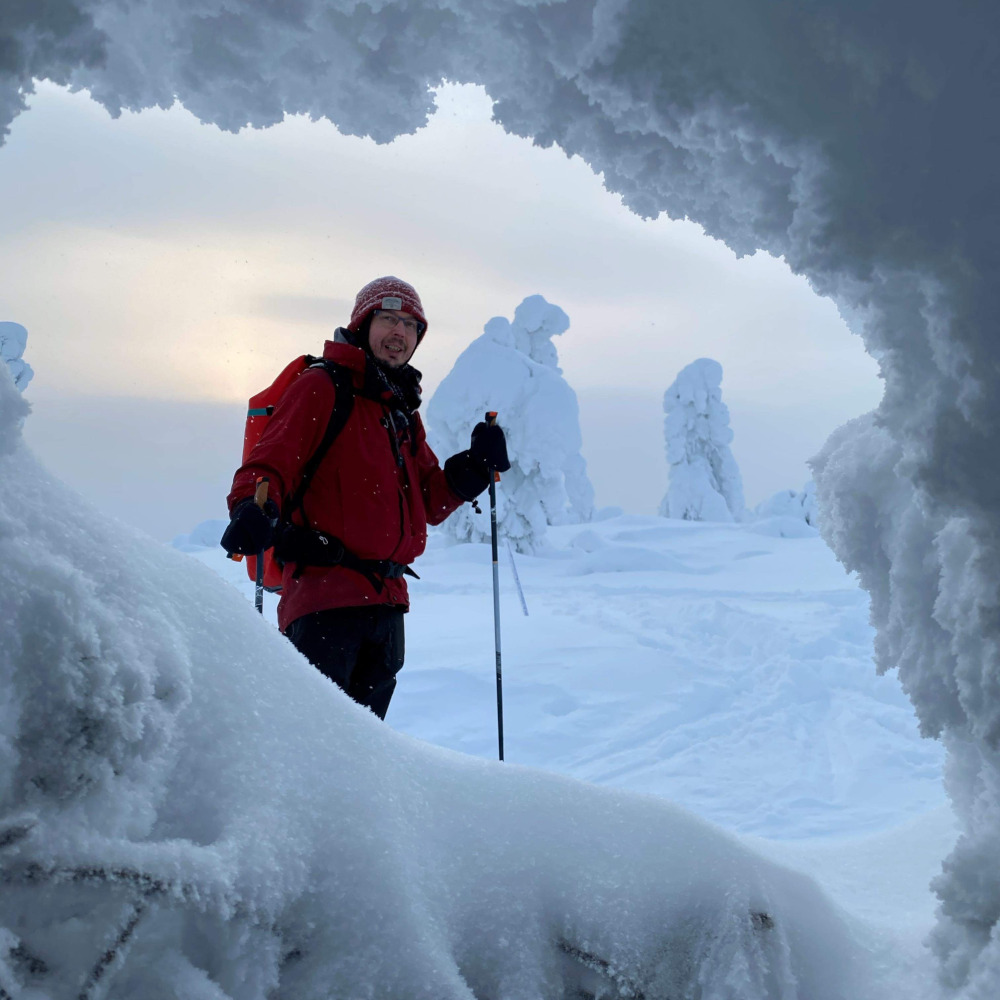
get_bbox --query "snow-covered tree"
[660,358,745,522]
[0,322,34,393]
[0,323,32,447]
[427,295,594,553]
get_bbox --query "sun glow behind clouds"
[1,82,877,403]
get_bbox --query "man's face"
[367,309,420,367]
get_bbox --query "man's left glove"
[469,421,511,473]
[444,421,511,501]
[220,496,279,556]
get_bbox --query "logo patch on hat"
[381,296,403,310]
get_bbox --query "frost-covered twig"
[77,898,148,1000]
[0,817,37,851]
[557,939,647,999]
[0,861,244,918]
[557,910,774,1000]
[0,857,258,999]
[2,861,169,898]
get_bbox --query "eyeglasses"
[373,310,424,336]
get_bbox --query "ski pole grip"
[484,412,501,482]
[254,476,270,508]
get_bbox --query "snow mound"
[756,482,817,527]
[565,526,701,574]
[749,516,818,539]
[660,358,745,522]
[171,518,230,552]
[566,544,686,576]
[427,295,594,553]
[0,351,871,999]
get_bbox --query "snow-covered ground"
[188,506,952,995]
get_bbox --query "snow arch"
[5,1,1000,991]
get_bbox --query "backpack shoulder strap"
[285,361,355,520]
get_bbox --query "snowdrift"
[0,369,867,997]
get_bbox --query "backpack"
[237,355,355,592]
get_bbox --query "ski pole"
[253,476,269,615]
[486,411,504,762]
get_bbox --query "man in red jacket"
[221,276,509,719]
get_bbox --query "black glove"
[220,497,278,556]
[443,422,512,502]
[469,421,511,473]
[444,452,491,501]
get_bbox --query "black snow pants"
[284,606,405,720]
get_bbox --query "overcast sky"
[1,81,881,540]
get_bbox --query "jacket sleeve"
[412,414,468,526]
[227,369,336,518]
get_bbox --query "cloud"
[250,293,352,327]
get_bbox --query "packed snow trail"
[405,519,945,839]
[2,359,884,999]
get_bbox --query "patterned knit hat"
[349,276,427,337]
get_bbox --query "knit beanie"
[348,276,427,337]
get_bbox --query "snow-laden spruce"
[0,322,33,393]
[427,295,594,553]
[8,1,1000,991]
[0,323,31,448]
[0,357,871,1000]
[660,358,744,522]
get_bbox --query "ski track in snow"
[401,518,946,840]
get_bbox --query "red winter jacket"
[228,340,465,631]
